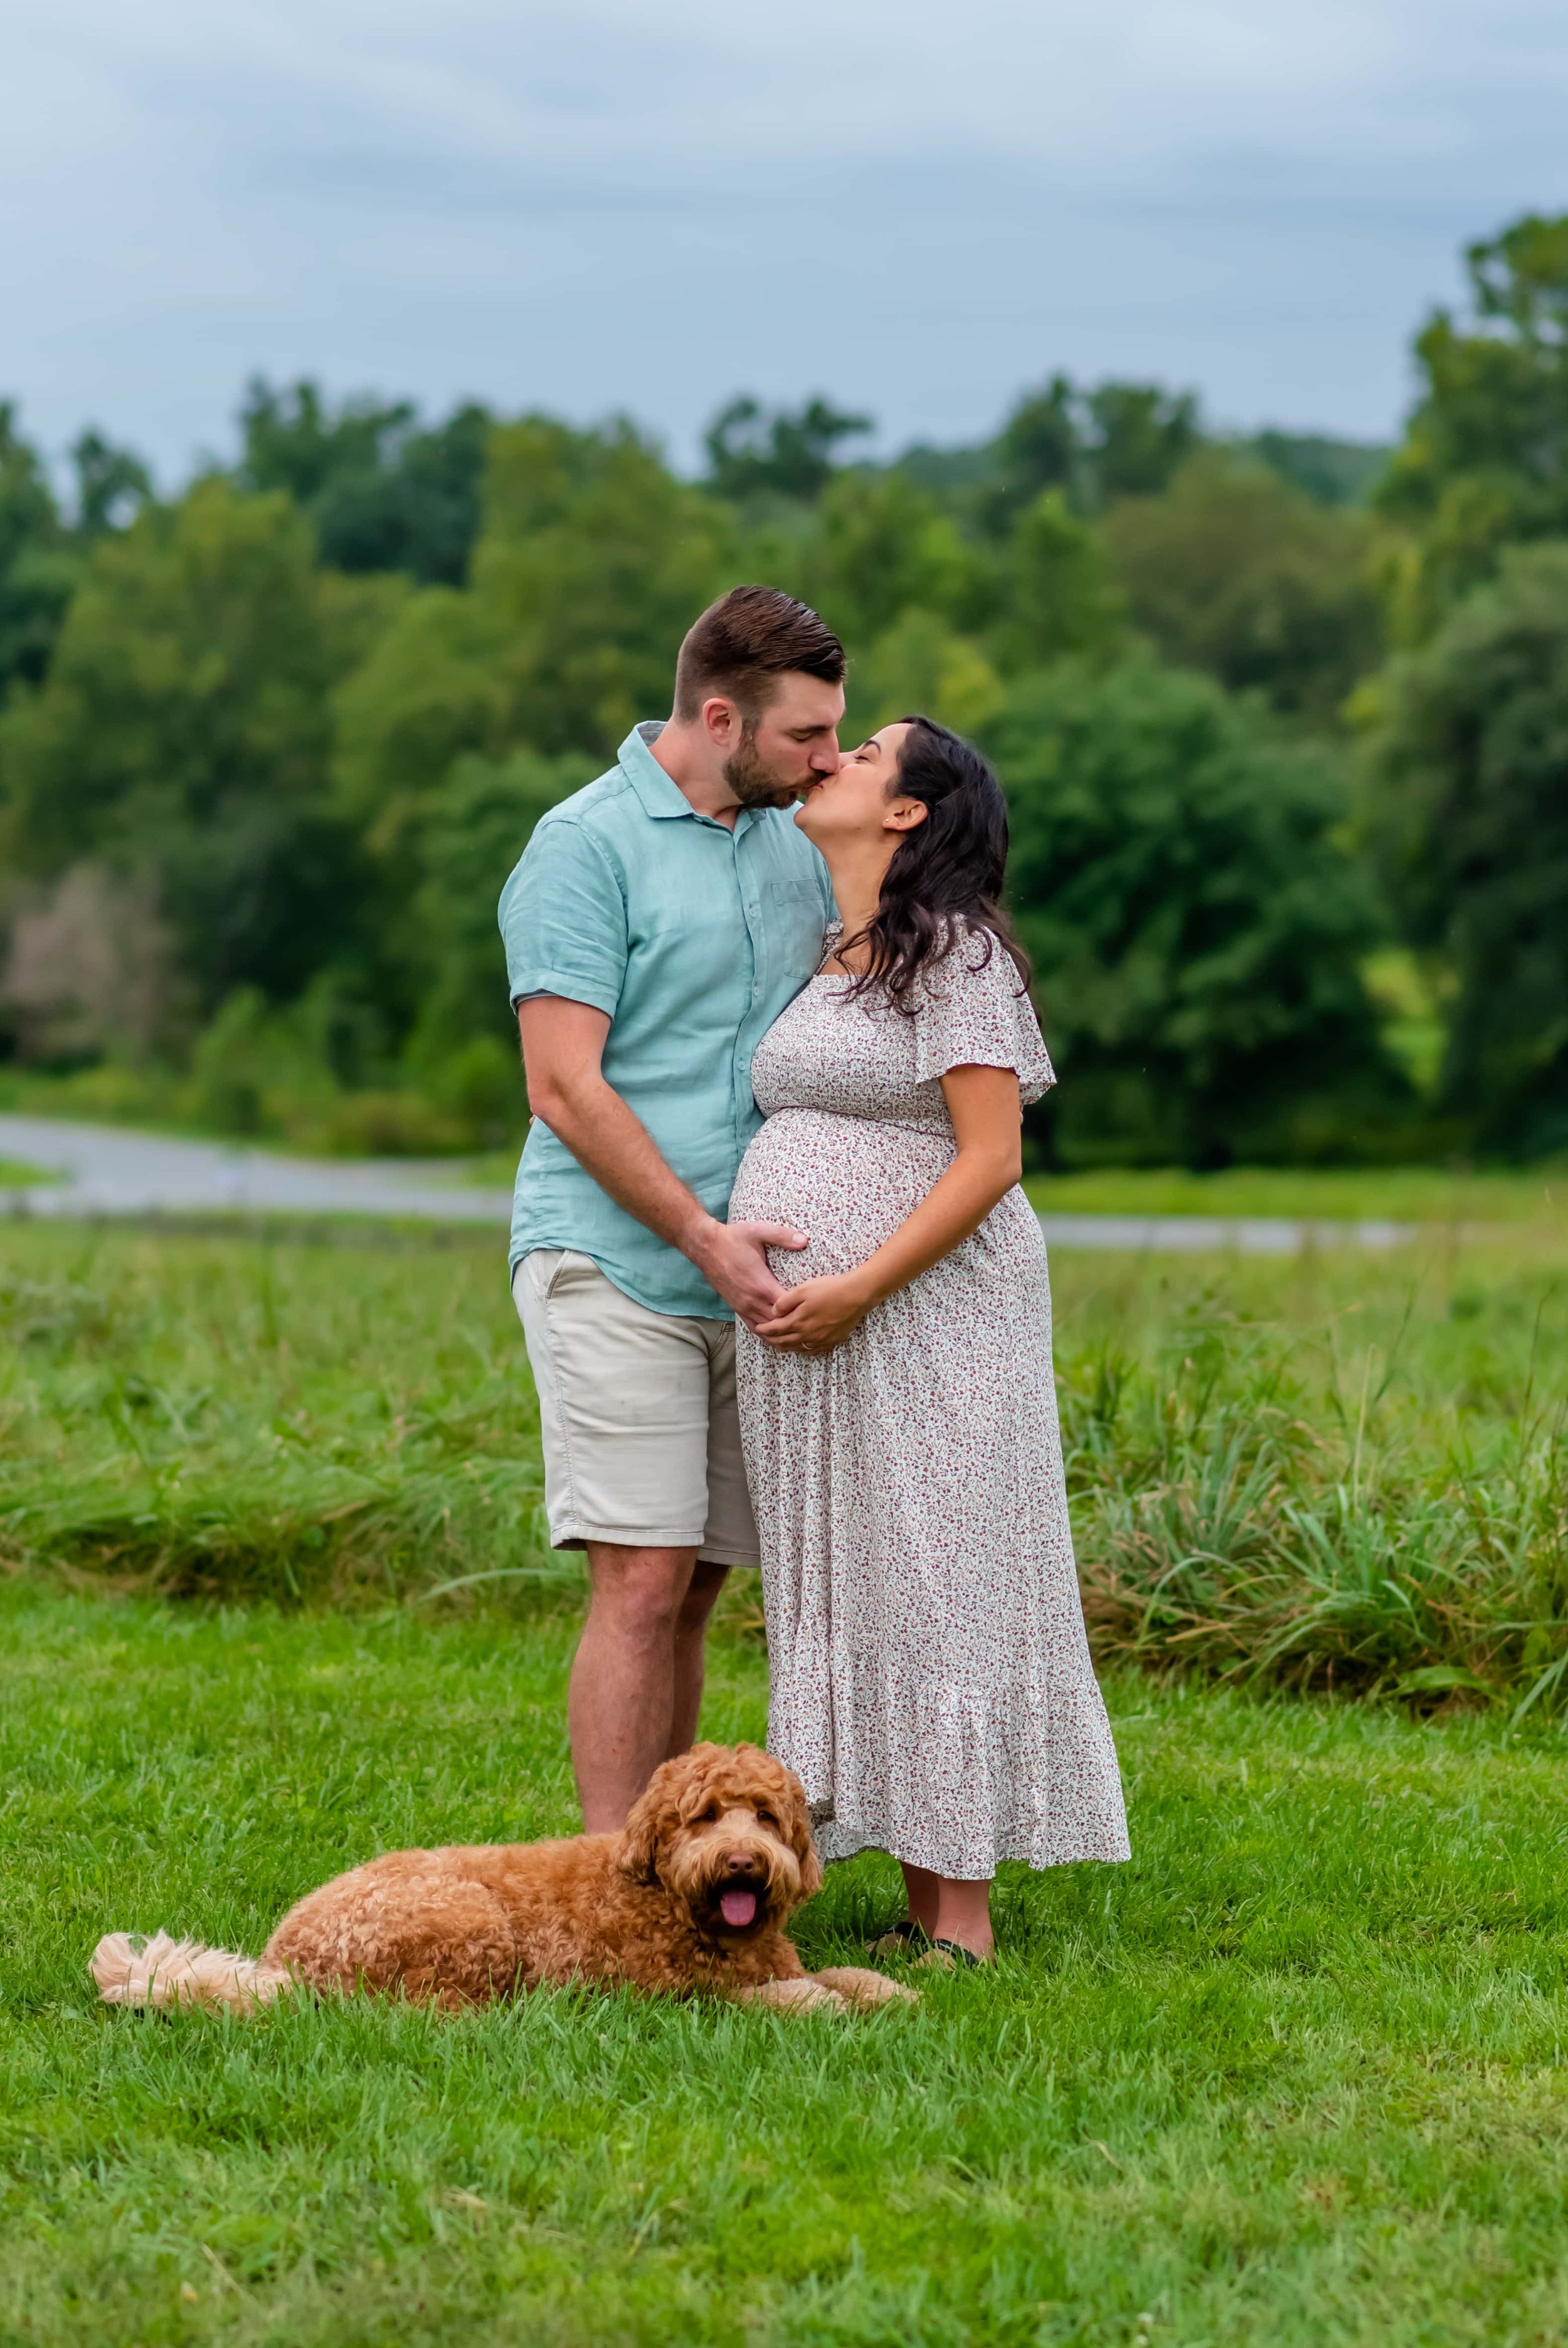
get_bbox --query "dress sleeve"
[911,930,1056,1103]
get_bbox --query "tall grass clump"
[0,1232,561,1605]
[1057,1254,1568,1714]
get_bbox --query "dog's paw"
[812,1965,920,2011]
[738,1976,850,2016]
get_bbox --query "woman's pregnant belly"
[730,1106,1043,1289]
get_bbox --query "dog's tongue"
[719,1886,758,1928]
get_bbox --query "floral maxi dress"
[731,932,1130,1880]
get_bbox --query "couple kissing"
[501,584,1128,1970]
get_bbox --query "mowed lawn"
[3,1205,1568,2344]
[5,1586,1568,2347]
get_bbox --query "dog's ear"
[780,1767,823,1900]
[615,1787,663,1884]
[616,1759,688,1885]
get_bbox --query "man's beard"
[723,724,800,810]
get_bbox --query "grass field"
[1024,1163,1568,1227]
[2,1215,1564,1701]
[428,1157,1568,1224]
[3,1214,1568,2342]
[7,1582,1568,2347]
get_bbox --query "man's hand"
[518,999,812,1324]
[753,1272,872,1355]
[689,1218,809,1330]
[521,998,806,1318]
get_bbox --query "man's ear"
[701,694,742,749]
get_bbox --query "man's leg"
[669,1558,729,1758]
[569,1541,701,1832]
[668,1318,758,1758]
[514,1251,722,1829]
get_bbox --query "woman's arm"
[752,1064,1024,1354]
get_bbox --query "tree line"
[1,211,1565,1168]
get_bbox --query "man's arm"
[517,996,805,1328]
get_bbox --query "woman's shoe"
[866,1918,932,1960]
[910,1938,990,1972]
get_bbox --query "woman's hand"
[753,1272,874,1356]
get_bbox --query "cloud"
[3,0,1565,474]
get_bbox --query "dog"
[92,1742,913,2018]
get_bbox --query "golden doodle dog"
[92,1742,913,2018]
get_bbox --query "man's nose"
[812,743,841,774]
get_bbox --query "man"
[499,585,846,1830]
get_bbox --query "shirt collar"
[618,720,764,836]
[620,721,697,820]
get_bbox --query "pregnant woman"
[731,717,1128,1966]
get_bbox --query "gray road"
[1,1112,1414,1254]
[1,1113,514,1225]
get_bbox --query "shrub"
[985,658,1407,1167]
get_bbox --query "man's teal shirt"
[499,722,833,1319]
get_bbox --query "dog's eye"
[756,1807,776,1828]
[699,1802,720,1822]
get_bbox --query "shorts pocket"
[544,1249,594,1301]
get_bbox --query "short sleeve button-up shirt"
[499,721,833,1318]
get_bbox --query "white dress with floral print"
[731,929,1130,1879]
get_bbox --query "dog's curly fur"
[92,1742,913,2018]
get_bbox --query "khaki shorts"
[511,1249,759,1565]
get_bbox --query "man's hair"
[673,586,845,722]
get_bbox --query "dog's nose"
[723,1851,755,1875]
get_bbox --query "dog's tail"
[91,1930,294,2015]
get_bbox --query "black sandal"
[866,1918,932,1959]
[911,1938,986,1972]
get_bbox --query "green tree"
[70,428,153,537]
[985,660,1399,1166]
[802,468,990,647]
[1359,542,1568,1154]
[853,610,1004,738]
[478,416,730,751]
[405,746,599,1093]
[334,416,729,858]
[1084,381,1202,504]
[1245,430,1389,509]
[704,395,872,502]
[0,405,77,698]
[332,584,511,859]
[0,478,399,1012]
[982,377,1201,532]
[980,374,1078,530]
[1375,213,1568,636]
[239,378,492,585]
[1102,453,1382,721]
[992,490,1125,674]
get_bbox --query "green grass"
[1025,1162,1567,1226]
[8,1583,1568,2344]
[0,1158,53,1188]
[0,1226,554,1605]
[4,1224,1568,2338]
[3,1220,1565,1707]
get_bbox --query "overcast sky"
[6,0,1567,484]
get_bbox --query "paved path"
[0,1113,514,1225]
[0,1113,1414,1254]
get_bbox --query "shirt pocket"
[764,877,827,987]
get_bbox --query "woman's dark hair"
[840,715,1030,1009]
